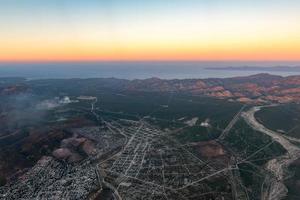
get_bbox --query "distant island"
[206,66,300,72]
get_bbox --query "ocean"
[0,61,300,80]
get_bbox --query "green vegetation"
[225,119,286,166]
[237,163,266,200]
[92,92,242,127]
[285,159,300,200]
[27,79,244,144]
[0,175,6,187]
[29,79,243,130]
[224,119,286,200]
[89,91,243,144]
[255,104,300,139]
[174,126,221,143]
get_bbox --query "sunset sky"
[1,0,300,62]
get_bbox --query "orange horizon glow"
[2,32,300,62]
[1,42,300,62]
[1,1,300,62]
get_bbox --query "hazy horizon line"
[1,60,300,64]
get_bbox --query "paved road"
[218,105,246,140]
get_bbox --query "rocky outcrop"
[125,74,300,104]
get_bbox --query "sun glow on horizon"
[1,0,300,62]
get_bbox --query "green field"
[255,104,300,139]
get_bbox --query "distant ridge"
[206,66,300,72]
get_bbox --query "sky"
[1,0,300,62]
